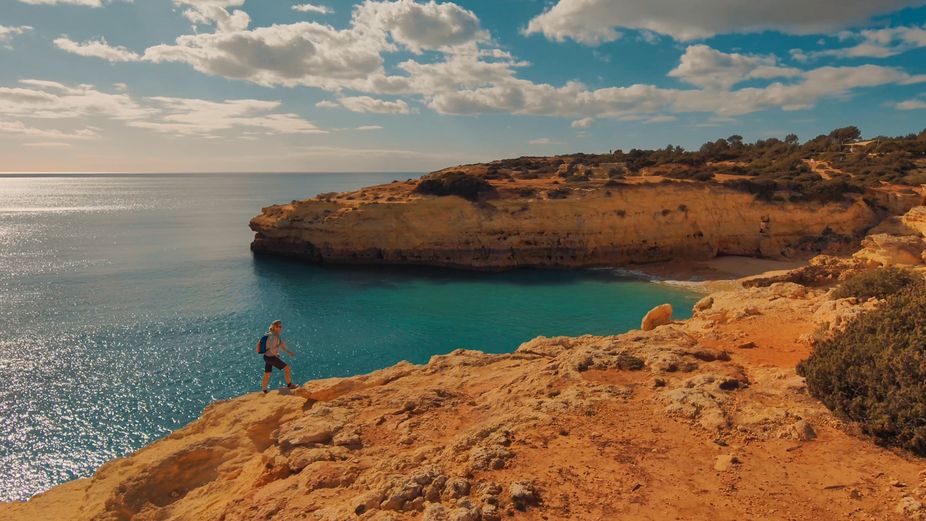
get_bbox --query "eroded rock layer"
[250,180,880,270]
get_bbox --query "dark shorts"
[263,355,287,373]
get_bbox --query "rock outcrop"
[640,303,672,331]
[250,178,880,270]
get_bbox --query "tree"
[784,133,799,145]
[828,126,862,144]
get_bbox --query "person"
[258,320,297,393]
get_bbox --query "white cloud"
[896,99,926,110]
[0,79,325,139]
[571,117,594,128]
[292,3,331,14]
[0,25,32,46]
[0,120,98,139]
[645,115,676,123]
[356,124,383,130]
[354,0,483,54]
[668,45,800,90]
[36,1,926,130]
[54,36,140,62]
[129,97,326,136]
[524,0,924,44]
[336,96,411,114]
[16,0,104,6]
[137,0,484,91]
[426,62,925,119]
[528,138,564,145]
[794,24,926,60]
[22,141,75,147]
[173,0,250,32]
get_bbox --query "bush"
[565,173,589,183]
[830,267,920,300]
[546,188,570,199]
[797,279,926,454]
[414,172,495,202]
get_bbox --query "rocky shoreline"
[8,204,926,520]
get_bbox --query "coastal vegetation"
[829,266,920,300]
[414,171,496,201]
[799,274,926,455]
[422,127,926,204]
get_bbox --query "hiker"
[257,320,297,393]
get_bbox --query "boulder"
[778,420,817,441]
[853,233,926,267]
[902,206,926,237]
[641,303,673,331]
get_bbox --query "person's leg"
[284,365,292,385]
[262,356,274,392]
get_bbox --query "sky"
[0,0,925,173]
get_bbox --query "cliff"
[250,175,887,270]
[9,209,926,520]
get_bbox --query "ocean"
[0,173,699,501]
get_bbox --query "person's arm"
[282,340,294,357]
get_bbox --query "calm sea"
[0,173,699,501]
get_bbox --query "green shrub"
[607,167,625,179]
[797,280,926,454]
[831,267,920,300]
[414,172,496,201]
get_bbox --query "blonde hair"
[270,320,282,331]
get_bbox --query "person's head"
[270,320,282,333]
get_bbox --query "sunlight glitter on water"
[0,173,701,501]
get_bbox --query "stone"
[509,481,539,510]
[423,503,448,521]
[897,496,924,516]
[641,303,673,331]
[276,416,343,447]
[778,420,816,441]
[286,447,345,472]
[737,341,757,349]
[854,233,926,267]
[443,477,471,500]
[902,206,926,237]
[714,454,740,472]
[693,296,714,313]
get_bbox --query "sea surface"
[0,173,699,502]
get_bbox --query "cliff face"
[251,181,881,270]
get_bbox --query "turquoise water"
[0,173,699,501]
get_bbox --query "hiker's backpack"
[258,334,269,354]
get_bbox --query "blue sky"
[0,0,925,172]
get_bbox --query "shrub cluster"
[798,278,926,455]
[414,172,495,202]
[830,267,920,300]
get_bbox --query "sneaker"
[262,389,268,394]
[285,383,298,390]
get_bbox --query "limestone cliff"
[251,178,882,270]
